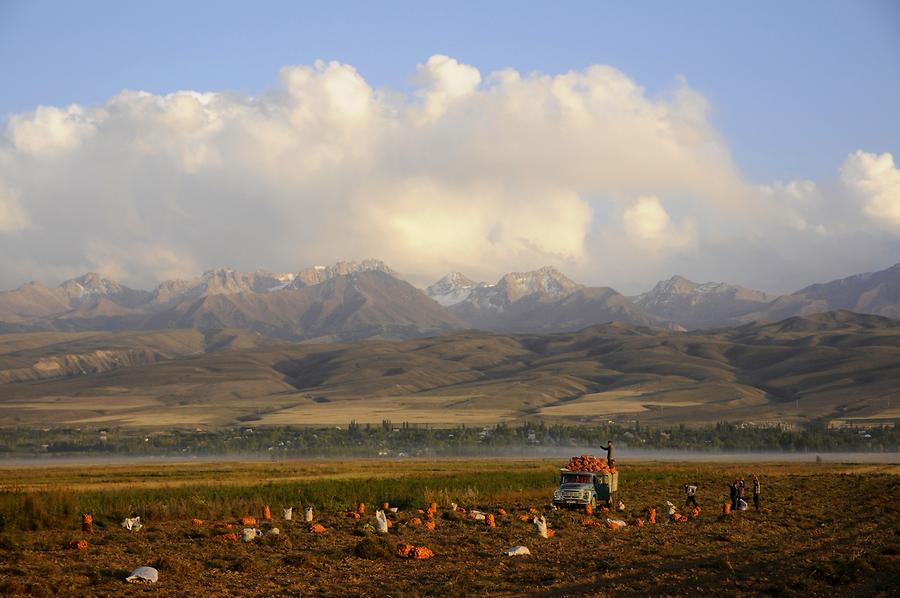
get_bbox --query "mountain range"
[1,260,899,341]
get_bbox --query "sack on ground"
[533,515,549,538]
[125,566,158,584]
[121,516,142,532]
[242,528,260,542]
[606,518,627,530]
[375,510,389,534]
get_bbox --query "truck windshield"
[561,473,592,485]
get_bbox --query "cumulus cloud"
[6,105,98,156]
[622,196,696,250]
[0,56,897,293]
[840,150,900,231]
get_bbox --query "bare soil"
[0,461,898,597]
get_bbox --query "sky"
[0,0,899,294]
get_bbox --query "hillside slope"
[1,311,896,428]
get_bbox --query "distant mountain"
[0,273,150,323]
[447,266,660,331]
[289,259,392,289]
[144,270,463,342]
[60,272,153,308]
[0,263,462,342]
[635,275,774,329]
[741,263,900,322]
[3,262,900,340]
[426,272,481,306]
[151,268,295,304]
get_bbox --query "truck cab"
[552,469,619,508]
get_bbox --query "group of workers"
[682,475,762,513]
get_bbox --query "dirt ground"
[0,461,898,597]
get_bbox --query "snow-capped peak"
[454,266,580,312]
[290,259,394,289]
[635,275,773,310]
[60,272,123,299]
[495,266,579,302]
[427,272,481,306]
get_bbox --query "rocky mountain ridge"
[1,261,898,340]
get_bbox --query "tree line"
[0,420,896,457]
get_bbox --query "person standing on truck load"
[752,476,761,511]
[603,441,615,467]
[683,484,698,507]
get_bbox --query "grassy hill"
[0,311,897,428]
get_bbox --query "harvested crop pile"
[67,539,88,550]
[309,524,327,533]
[565,455,616,473]
[240,516,257,526]
[398,544,435,559]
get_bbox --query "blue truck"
[552,468,619,509]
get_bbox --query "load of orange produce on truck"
[565,454,617,473]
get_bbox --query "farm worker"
[728,481,738,512]
[665,501,677,522]
[683,484,698,507]
[603,441,615,467]
[752,476,761,512]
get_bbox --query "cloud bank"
[0,56,897,293]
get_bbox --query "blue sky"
[2,0,898,182]
[0,1,898,292]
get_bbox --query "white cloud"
[413,54,482,122]
[840,150,900,232]
[757,179,826,234]
[0,56,896,293]
[0,181,30,233]
[622,196,696,250]
[6,105,97,156]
